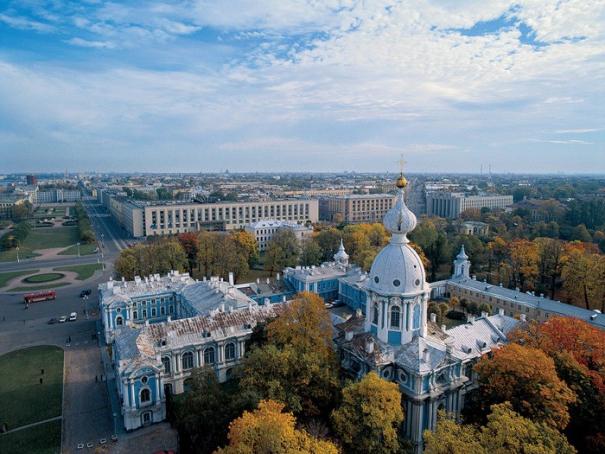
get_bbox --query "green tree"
[264,229,300,273]
[315,228,342,261]
[331,372,404,454]
[300,239,323,267]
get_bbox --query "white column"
[155,374,161,401]
[129,380,135,408]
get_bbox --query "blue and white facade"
[99,272,284,431]
[333,177,519,453]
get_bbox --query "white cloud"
[0,13,55,32]
[65,37,116,49]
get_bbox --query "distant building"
[35,188,82,204]
[99,192,319,238]
[319,194,396,223]
[245,220,313,252]
[426,192,513,218]
[26,175,37,185]
[0,193,29,219]
[458,221,489,236]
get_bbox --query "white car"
[68,312,77,322]
[59,316,67,323]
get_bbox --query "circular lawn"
[22,273,65,284]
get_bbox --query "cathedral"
[332,174,519,453]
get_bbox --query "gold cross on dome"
[398,154,407,175]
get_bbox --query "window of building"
[372,304,379,325]
[133,310,138,319]
[204,347,215,365]
[390,306,400,328]
[140,388,151,403]
[116,316,123,326]
[151,308,156,317]
[162,356,171,374]
[142,309,147,318]
[182,351,194,370]
[225,343,236,361]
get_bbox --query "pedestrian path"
[2,415,62,434]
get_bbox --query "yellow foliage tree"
[215,400,339,454]
[331,372,404,454]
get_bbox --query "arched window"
[140,388,151,403]
[204,347,215,365]
[161,356,171,374]
[413,304,421,330]
[372,304,379,325]
[116,316,123,326]
[225,343,236,361]
[390,306,400,328]
[182,351,194,370]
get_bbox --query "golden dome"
[396,173,408,188]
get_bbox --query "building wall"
[319,194,396,223]
[426,193,513,219]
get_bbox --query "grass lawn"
[21,226,79,250]
[236,268,272,284]
[0,248,39,263]
[22,273,65,284]
[0,346,64,429]
[58,243,97,256]
[0,419,61,454]
[0,269,39,288]
[54,263,102,280]
[11,282,70,292]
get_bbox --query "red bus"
[24,290,56,304]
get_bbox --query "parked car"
[80,289,92,298]
[47,318,58,325]
[59,316,67,323]
[68,312,77,322]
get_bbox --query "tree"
[240,293,339,418]
[473,343,575,430]
[264,229,300,273]
[300,239,322,266]
[315,228,342,261]
[506,239,538,290]
[215,400,338,454]
[331,372,404,454]
[197,231,217,277]
[231,230,258,267]
[178,232,200,274]
[535,238,566,299]
[425,403,577,454]
[562,249,602,310]
[173,368,234,454]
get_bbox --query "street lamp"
[16,246,19,263]
[77,242,80,257]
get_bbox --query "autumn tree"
[342,223,390,271]
[473,343,575,430]
[240,293,339,417]
[510,317,605,453]
[506,239,538,290]
[562,248,605,310]
[230,230,258,267]
[114,239,187,280]
[331,372,404,454]
[535,237,566,299]
[425,403,576,454]
[215,400,339,454]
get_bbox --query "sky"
[0,0,604,174]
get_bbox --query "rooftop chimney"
[481,311,488,318]
[365,339,374,354]
[276,273,280,281]
[345,331,354,341]
[228,272,234,286]
[520,314,527,322]
[355,308,363,319]
[430,313,437,323]
[498,308,504,316]
[441,324,447,332]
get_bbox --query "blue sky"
[0,0,603,173]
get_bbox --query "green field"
[22,273,65,284]
[0,269,39,288]
[11,283,70,292]
[55,263,102,280]
[21,226,79,250]
[33,207,66,219]
[58,243,97,256]
[0,419,61,454]
[0,248,40,263]
[0,346,64,429]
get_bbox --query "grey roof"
[284,262,352,283]
[394,335,449,373]
[449,277,605,328]
[181,280,255,315]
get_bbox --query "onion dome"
[367,175,425,296]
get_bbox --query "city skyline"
[1,1,604,173]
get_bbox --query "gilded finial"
[396,154,407,188]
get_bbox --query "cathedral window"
[162,356,171,374]
[390,306,401,328]
[413,305,420,330]
[116,316,123,326]
[140,388,151,403]
[225,343,236,361]
[182,351,194,370]
[204,347,215,365]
